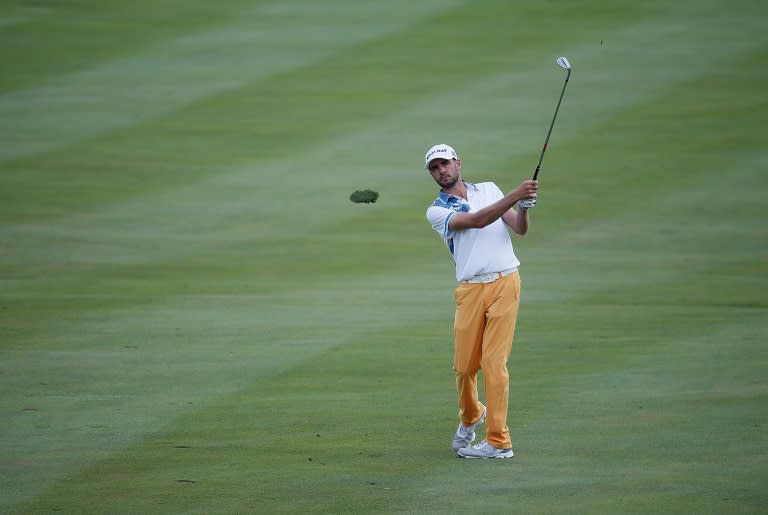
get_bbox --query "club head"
[556,56,571,70]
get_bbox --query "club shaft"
[533,68,571,180]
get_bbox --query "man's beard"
[439,176,458,189]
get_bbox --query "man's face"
[428,158,461,189]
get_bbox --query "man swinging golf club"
[425,56,570,458]
[425,144,537,458]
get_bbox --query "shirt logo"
[446,196,469,213]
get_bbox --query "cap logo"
[426,147,456,161]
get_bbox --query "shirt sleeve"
[488,182,504,201]
[426,205,455,240]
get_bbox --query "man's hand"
[518,197,537,210]
[513,180,538,202]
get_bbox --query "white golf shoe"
[451,404,486,451]
[457,440,514,459]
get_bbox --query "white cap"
[424,144,458,169]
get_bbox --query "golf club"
[532,56,572,180]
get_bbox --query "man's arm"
[448,180,537,232]
[501,204,530,235]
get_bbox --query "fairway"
[2,1,767,513]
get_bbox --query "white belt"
[462,267,518,284]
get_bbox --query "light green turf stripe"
[381,8,767,166]
[0,0,463,163]
[0,15,26,29]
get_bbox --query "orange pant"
[453,272,520,449]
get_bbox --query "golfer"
[424,144,538,459]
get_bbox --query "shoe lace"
[472,440,493,451]
[456,424,474,438]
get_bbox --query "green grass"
[1,0,767,513]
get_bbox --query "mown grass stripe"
[0,0,463,163]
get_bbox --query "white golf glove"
[518,197,537,210]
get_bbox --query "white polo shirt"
[426,181,520,282]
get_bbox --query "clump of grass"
[349,189,379,204]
